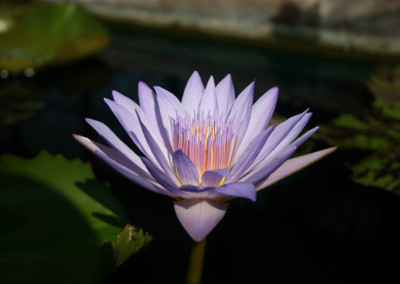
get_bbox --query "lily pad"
[317,65,400,194]
[0,151,124,283]
[0,2,110,74]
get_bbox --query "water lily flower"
[74,71,336,242]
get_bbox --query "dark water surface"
[1,26,399,283]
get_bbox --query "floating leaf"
[0,2,110,74]
[90,224,153,284]
[0,151,124,283]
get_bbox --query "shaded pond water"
[0,24,399,284]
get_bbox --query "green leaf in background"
[90,225,153,284]
[353,151,400,191]
[368,65,400,120]
[316,65,400,195]
[0,2,110,74]
[0,151,124,283]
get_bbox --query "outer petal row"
[73,134,172,196]
[174,199,228,242]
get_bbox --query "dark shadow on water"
[0,174,101,283]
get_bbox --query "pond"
[0,23,399,284]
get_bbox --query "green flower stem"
[186,239,206,284]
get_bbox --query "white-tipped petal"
[174,199,228,242]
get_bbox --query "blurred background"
[0,0,399,283]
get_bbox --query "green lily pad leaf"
[316,65,400,194]
[0,2,110,74]
[90,224,153,284]
[0,151,124,283]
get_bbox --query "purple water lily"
[74,71,336,242]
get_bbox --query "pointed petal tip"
[153,86,167,95]
[84,117,93,124]
[268,86,279,97]
[104,97,112,105]
[111,90,124,99]
[73,134,91,147]
[138,81,152,90]
[72,133,80,140]
[256,146,338,191]
[188,71,202,83]
[327,146,338,152]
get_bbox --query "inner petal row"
[171,113,238,177]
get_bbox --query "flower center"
[171,113,238,178]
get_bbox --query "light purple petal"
[111,90,136,109]
[105,98,159,163]
[73,134,171,196]
[216,74,235,117]
[227,81,254,147]
[268,112,312,156]
[201,168,231,187]
[198,76,218,115]
[248,110,309,171]
[179,185,226,199]
[214,182,257,201]
[290,126,319,148]
[85,118,150,178]
[141,157,188,198]
[137,112,178,184]
[174,199,228,242]
[179,185,214,192]
[173,150,199,186]
[243,145,298,187]
[155,86,185,142]
[230,126,275,180]
[153,91,174,154]
[112,90,159,136]
[256,147,337,191]
[235,87,279,159]
[138,81,158,129]
[181,71,204,115]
